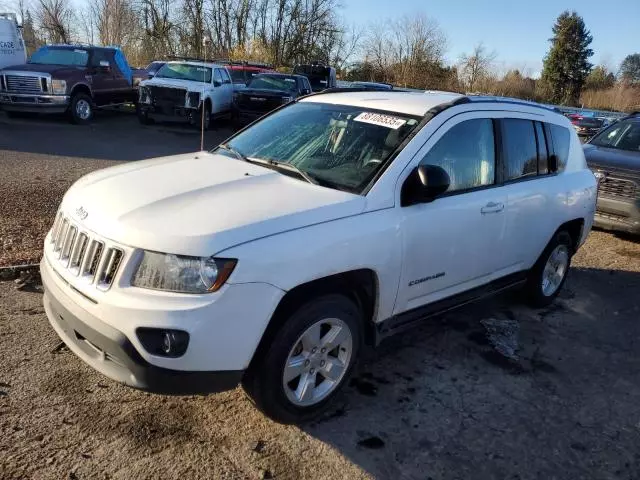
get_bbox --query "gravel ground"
[1,113,640,479]
[0,111,232,267]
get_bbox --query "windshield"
[29,47,88,66]
[590,120,640,152]
[248,75,297,91]
[223,102,419,192]
[156,63,212,83]
[230,69,246,83]
[577,118,603,127]
[307,75,329,91]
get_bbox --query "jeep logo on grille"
[75,206,88,220]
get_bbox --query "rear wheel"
[524,231,573,307]
[69,93,93,124]
[242,294,361,424]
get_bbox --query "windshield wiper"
[244,157,319,186]
[217,143,248,162]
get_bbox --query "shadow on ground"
[0,109,235,161]
[304,266,640,479]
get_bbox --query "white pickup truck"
[41,90,597,423]
[137,60,234,129]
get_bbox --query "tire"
[136,105,154,125]
[524,231,573,307]
[197,101,211,130]
[242,294,362,424]
[68,93,93,124]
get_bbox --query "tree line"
[6,0,640,112]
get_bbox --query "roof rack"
[465,95,560,113]
[212,59,273,69]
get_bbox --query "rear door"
[498,118,567,270]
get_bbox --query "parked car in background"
[214,60,274,90]
[0,44,144,123]
[232,72,311,124]
[0,12,26,70]
[137,60,234,129]
[41,91,596,424]
[570,115,604,138]
[584,112,640,235]
[349,81,393,91]
[293,62,336,91]
[144,60,166,79]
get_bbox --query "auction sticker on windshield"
[354,112,407,129]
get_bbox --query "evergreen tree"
[619,53,640,85]
[584,65,615,91]
[540,11,593,105]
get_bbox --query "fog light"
[137,328,189,357]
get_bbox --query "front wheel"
[197,101,211,130]
[242,294,361,424]
[69,93,93,124]
[524,231,573,307]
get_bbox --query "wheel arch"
[556,217,585,252]
[247,269,379,371]
[69,83,92,98]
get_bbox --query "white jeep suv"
[41,91,597,423]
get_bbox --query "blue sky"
[342,0,640,77]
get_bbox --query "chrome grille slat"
[47,213,124,289]
[6,75,42,94]
[598,176,638,200]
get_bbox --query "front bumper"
[138,102,196,122]
[594,195,640,235]
[41,250,285,394]
[0,93,70,113]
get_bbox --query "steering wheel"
[363,158,382,168]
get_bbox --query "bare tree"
[35,0,75,43]
[459,42,497,92]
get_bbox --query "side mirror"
[401,164,450,206]
[548,154,559,173]
[213,80,222,87]
[301,88,311,95]
[99,60,110,73]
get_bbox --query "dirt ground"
[1,112,640,479]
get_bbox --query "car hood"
[140,77,208,92]
[239,88,293,97]
[583,144,640,173]
[1,63,84,75]
[60,152,365,256]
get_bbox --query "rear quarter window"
[548,124,571,172]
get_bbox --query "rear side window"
[502,119,538,181]
[548,124,571,172]
[420,119,495,192]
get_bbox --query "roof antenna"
[200,36,211,152]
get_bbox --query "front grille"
[48,213,125,290]
[6,75,42,94]
[598,176,638,200]
[149,86,186,103]
[237,94,282,113]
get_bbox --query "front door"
[89,49,114,106]
[394,116,510,314]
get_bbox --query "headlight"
[51,79,67,95]
[131,251,237,293]
[281,96,292,103]
[186,91,200,108]
[139,86,151,104]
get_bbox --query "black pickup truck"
[0,44,144,123]
[233,72,311,125]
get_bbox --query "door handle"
[481,201,504,214]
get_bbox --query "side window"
[91,49,110,67]
[220,68,231,84]
[420,118,495,192]
[502,119,537,181]
[213,68,223,85]
[548,124,570,172]
[535,122,548,175]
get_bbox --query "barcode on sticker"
[354,112,407,129]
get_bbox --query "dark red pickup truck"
[0,44,145,123]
